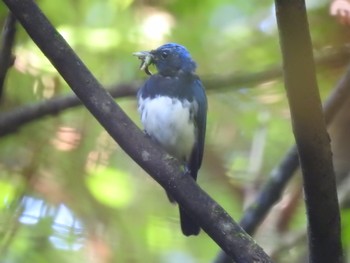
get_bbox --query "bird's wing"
[188,78,207,180]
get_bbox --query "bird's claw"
[183,166,191,176]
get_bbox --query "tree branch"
[1,46,349,137]
[240,63,350,236]
[0,12,16,101]
[0,83,138,136]
[2,0,273,262]
[275,0,343,263]
[214,12,350,263]
[205,45,350,90]
[215,64,350,263]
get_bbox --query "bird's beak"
[133,51,154,75]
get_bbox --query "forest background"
[0,0,349,262]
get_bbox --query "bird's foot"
[182,166,191,177]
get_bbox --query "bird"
[134,43,207,236]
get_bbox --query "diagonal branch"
[2,0,273,262]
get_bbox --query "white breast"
[138,96,196,162]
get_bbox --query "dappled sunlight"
[41,75,58,99]
[138,8,175,47]
[0,179,17,209]
[85,131,115,171]
[19,197,85,251]
[14,46,56,74]
[86,167,134,208]
[85,233,112,263]
[255,85,284,104]
[51,126,82,152]
[146,215,175,251]
[31,171,69,204]
[58,26,122,51]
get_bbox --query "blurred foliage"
[0,0,350,262]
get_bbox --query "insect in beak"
[133,51,153,75]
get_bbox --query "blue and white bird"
[134,43,207,236]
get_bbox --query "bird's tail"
[179,206,200,236]
[166,191,200,235]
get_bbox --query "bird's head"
[133,43,196,76]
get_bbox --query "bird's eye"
[161,51,168,59]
